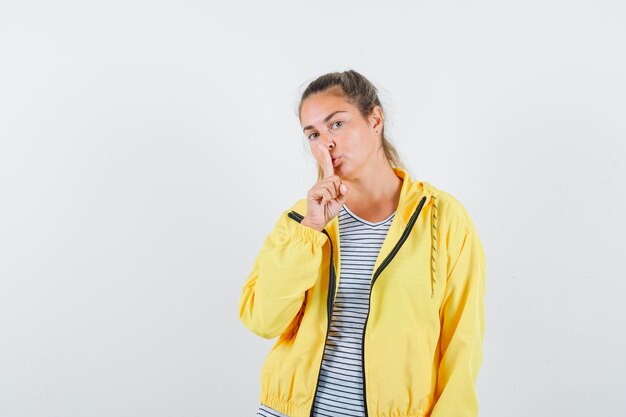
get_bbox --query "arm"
[430,204,486,417]
[238,209,328,339]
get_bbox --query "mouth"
[332,156,342,167]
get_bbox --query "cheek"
[342,131,360,149]
[348,133,369,152]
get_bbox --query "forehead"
[300,92,353,123]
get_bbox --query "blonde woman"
[239,69,486,417]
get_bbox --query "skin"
[299,86,403,224]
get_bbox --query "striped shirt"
[257,204,395,417]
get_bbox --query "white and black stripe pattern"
[256,205,395,417]
[256,406,290,417]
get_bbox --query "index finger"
[317,144,334,178]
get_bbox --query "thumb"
[336,185,349,205]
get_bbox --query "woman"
[239,70,486,417]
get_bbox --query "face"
[300,88,383,179]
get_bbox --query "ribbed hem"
[259,391,304,417]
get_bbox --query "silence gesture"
[301,144,350,232]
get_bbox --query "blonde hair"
[297,69,405,181]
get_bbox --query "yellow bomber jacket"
[239,166,486,417]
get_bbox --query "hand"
[301,144,349,231]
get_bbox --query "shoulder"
[427,183,475,236]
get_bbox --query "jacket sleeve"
[430,202,486,417]
[238,209,328,339]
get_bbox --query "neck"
[342,152,402,209]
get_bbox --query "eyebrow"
[302,110,348,132]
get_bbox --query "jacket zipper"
[288,195,426,417]
[286,210,337,417]
[361,196,427,417]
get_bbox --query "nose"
[319,133,335,149]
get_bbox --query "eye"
[306,121,343,141]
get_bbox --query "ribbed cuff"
[290,219,328,247]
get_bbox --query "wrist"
[301,217,324,232]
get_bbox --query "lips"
[332,156,341,167]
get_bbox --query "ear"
[369,105,384,131]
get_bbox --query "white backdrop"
[1,1,625,416]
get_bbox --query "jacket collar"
[392,166,436,225]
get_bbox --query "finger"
[317,144,334,179]
[322,177,340,197]
[336,189,349,206]
[332,177,349,198]
[308,186,325,200]
[309,180,332,198]
[323,182,338,200]
[320,188,332,205]
[319,184,336,204]
[310,184,333,203]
